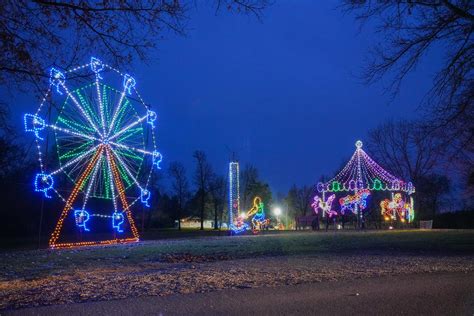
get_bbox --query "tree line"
[162,152,273,231]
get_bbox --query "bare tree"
[417,174,451,219]
[342,1,473,156]
[168,161,190,230]
[368,119,443,183]
[240,164,259,210]
[0,1,270,100]
[193,150,213,230]
[368,119,452,218]
[287,184,313,217]
[0,105,28,179]
[209,175,227,229]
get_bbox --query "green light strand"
[59,140,94,161]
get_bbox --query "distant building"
[179,217,222,229]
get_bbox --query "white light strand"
[50,145,99,176]
[46,123,100,142]
[81,153,102,210]
[105,147,119,213]
[109,146,144,191]
[58,80,103,138]
[107,86,128,137]
[108,114,148,142]
[108,140,154,156]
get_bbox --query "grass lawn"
[1,229,473,310]
[1,229,473,280]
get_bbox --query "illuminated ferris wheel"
[24,57,162,248]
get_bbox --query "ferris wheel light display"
[24,57,162,249]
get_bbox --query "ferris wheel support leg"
[107,147,140,240]
[49,146,104,248]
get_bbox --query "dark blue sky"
[18,1,441,195]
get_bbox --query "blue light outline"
[34,173,54,198]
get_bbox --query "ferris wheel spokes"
[109,147,144,191]
[89,57,108,138]
[50,145,99,176]
[104,145,126,234]
[47,123,101,142]
[108,113,148,142]
[81,153,102,212]
[108,141,154,157]
[105,145,119,213]
[51,70,103,138]
[72,148,104,233]
[108,140,162,170]
[109,145,153,208]
[95,75,107,137]
[107,74,136,138]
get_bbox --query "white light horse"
[312,194,337,218]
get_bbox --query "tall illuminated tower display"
[228,161,240,228]
[24,57,162,248]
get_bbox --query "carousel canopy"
[317,140,415,195]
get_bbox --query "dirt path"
[5,272,474,315]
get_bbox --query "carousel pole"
[321,191,325,231]
[355,140,362,230]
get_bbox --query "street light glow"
[273,207,282,216]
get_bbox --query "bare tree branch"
[342,0,473,158]
[0,0,270,103]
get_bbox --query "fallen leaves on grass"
[1,253,473,310]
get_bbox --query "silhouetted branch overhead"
[215,0,271,19]
[342,0,473,156]
[0,0,270,96]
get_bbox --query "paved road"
[5,272,474,316]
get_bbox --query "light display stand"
[228,161,240,231]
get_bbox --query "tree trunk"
[214,203,219,230]
[200,193,204,230]
[177,205,181,230]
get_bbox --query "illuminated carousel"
[313,140,415,228]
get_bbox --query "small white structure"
[180,217,215,229]
[419,220,433,229]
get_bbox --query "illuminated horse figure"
[339,189,371,215]
[380,193,415,223]
[312,194,337,218]
[313,194,338,231]
[247,196,269,234]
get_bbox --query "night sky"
[16,1,442,195]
